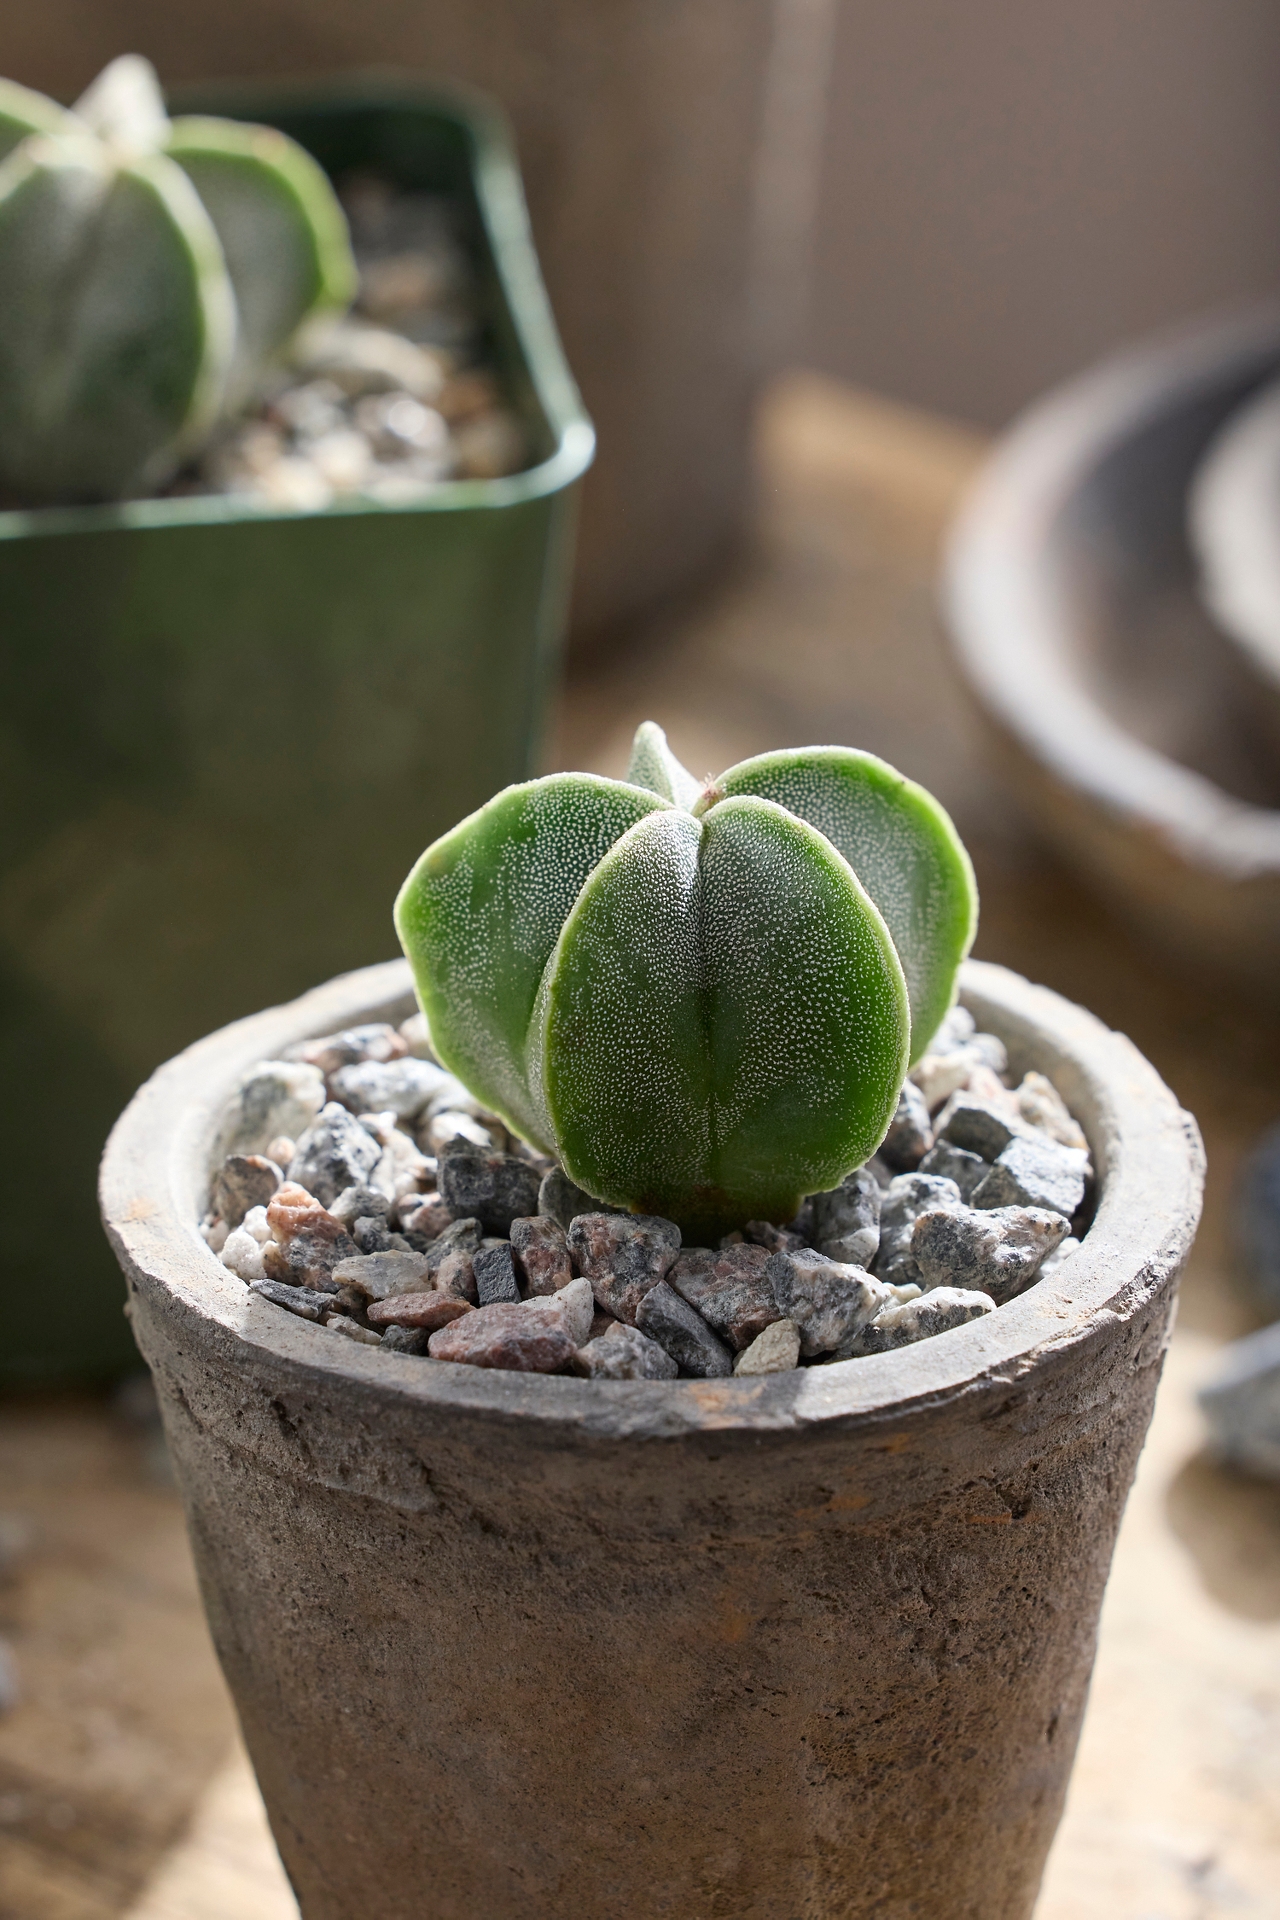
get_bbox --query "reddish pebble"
[434,1249,479,1302]
[401,1194,453,1238]
[367,1292,473,1331]
[510,1215,572,1295]
[427,1302,577,1372]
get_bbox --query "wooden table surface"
[2,375,1278,1920]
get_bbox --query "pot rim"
[100,957,1203,1440]
[0,72,594,546]
[1189,371,1280,696]
[942,299,1280,881]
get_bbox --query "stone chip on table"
[972,1133,1089,1220]
[910,1204,1068,1305]
[572,1322,678,1380]
[510,1215,572,1295]
[438,1144,542,1234]
[635,1280,733,1377]
[668,1244,780,1351]
[568,1213,681,1324]
[766,1248,894,1357]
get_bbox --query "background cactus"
[0,55,356,504]
[396,724,977,1240]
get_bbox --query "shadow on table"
[1165,1448,1280,1621]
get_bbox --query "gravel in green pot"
[0,59,593,1381]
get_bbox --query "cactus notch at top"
[396,725,977,1243]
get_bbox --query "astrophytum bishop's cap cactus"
[396,724,977,1242]
[0,55,355,503]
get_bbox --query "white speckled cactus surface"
[0,55,355,503]
[395,724,978,1241]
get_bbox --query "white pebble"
[241,1205,272,1247]
[308,428,373,493]
[221,1227,266,1283]
[734,1320,801,1375]
[200,1215,229,1253]
[425,1110,493,1153]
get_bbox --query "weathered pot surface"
[943,302,1280,989]
[101,956,1203,1920]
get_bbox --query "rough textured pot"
[0,78,592,1384]
[100,955,1203,1920]
[1189,372,1280,750]
[943,302,1280,990]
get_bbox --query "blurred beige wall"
[807,1,1280,425]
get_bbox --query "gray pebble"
[1199,1320,1280,1480]
[474,1241,521,1305]
[668,1244,780,1351]
[931,1004,976,1051]
[213,1154,281,1229]
[834,1285,996,1358]
[537,1166,625,1231]
[509,1215,572,1295]
[288,1102,382,1206]
[380,1324,433,1356]
[808,1167,882,1267]
[330,1184,394,1228]
[438,1144,542,1234]
[288,1023,406,1073]
[744,1220,806,1254]
[972,1133,1089,1219]
[934,1092,1024,1162]
[424,1217,483,1274]
[635,1280,733,1377]
[328,1056,450,1122]
[573,1323,679,1380]
[918,1141,988,1202]
[250,1277,329,1321]
[568,1213,681,1324]
[911,1205,1068,1304]
[325,1314,384,1347]
[873,1173,964,1287]
[352,1217,411,1254]
[330,1249,433,1300]
[733,1319,802,1375]
[766,1248,894,1357]
[878,1080,933,1172]
[215,1060,325,1160]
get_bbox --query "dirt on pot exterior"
[200,1000,1094,1383]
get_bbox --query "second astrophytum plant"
[396,724,977,1242]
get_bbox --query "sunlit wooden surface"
[2,374,1277,1920]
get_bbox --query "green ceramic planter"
[0,75,593,1383]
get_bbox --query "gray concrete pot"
[100,956,1203,1920]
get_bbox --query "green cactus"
[395,725,977,1241]
[0,55,356,504]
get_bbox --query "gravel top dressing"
[199,1000,1093,1382]
[168,174,528,510]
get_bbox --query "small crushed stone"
[171,179,530,512]
[198,1007,1094,1379]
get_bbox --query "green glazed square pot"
[0,75,593,1383]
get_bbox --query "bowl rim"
[1189,370,1280,697]
[942,300,1280,881]
[99,956,1203,1442]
